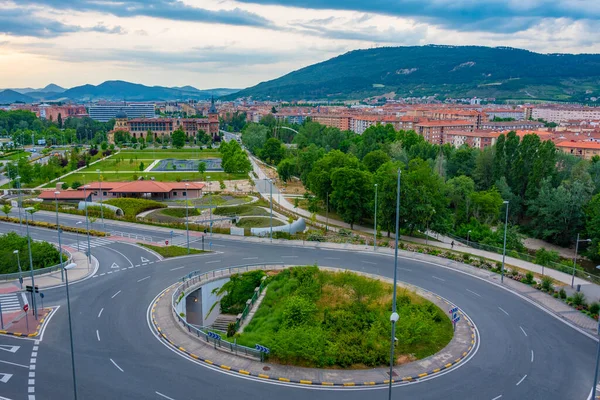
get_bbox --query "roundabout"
[0,218,596,400]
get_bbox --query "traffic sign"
[39,293,44,299]
[449,307,458,314]
[255,344,270,354]
[165,240,169,245]
[452,315,461,323]
[207,331,222,341]
[23,304,28,312]
[26,285,39,293]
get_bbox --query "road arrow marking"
[0,373,12,383]
[141,257,150,263]
[0,345,19,354]
[110,263,119,269]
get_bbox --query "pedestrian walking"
[451,240,455,249]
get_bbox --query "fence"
[236,276,267,331]
[171,263,287,360]
[109,231,153,242]
[443,232,600,285]
[0,247,73,281]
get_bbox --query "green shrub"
[227,322,237,338]
[282,296,317,328]
[306,230,325,242]
[523,272,535,284]
[559,288,567,299]
[214,270,265,314]
[0,232,62,274]
[573,292,586,306]
[590,302,600,315]
[541,276,554,292]
[462,253,471,262]
[553,293,559,298]
[535,248,560,267]
[105,198,166,217]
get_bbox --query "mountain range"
[0,81,239,104]
[226,45,600,102]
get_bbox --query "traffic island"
[0,307,54,338]
[149,265,478,387]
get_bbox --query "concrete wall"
[251,217,306,236]
[185,291,203,325]
[196,277,229,327]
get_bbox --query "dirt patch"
[523,237,576,259]
[396,354,417,365]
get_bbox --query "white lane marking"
[31,352,37,357]
[170,266,185,271]
[498,307,510,316]
[155,392,176,400]
[92,275,98,278]
[98,308,104,318]
[96,330,100,341]
[205,260,220,264]
[516,374,527,386]
[281,256,298,258]
[110,358,124,372]
[137,276,151,283]
[128,266,134,269]
[29,359,36,364]
[135,265,140,267]
[21,293,28,305]
[432,276,445,282]
[361,261,376,265]
[531,350,534,363]
[111,290,121,299]
[99,273,105,276]
[141,257,150,263]
[325,257,340,260]
[28,379,34,385]
[32,347,38,351]
[29,372,35,378]
[492,396,502,400]
[520,326,528,337]
[243,257,258,260]
[107,271,112,274]
[466,289,481,297]
[398,267,412,272]
[0,360,29,369]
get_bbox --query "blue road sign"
[207,331,222,341]
[449,307,459,314]
[452,315,461,323]
[255,344,270,354]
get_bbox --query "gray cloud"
[17,0,274,28]
[0,9,125,37]
[234,0,599,34]
[290,21,428,44]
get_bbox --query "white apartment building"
[531,107,600,123]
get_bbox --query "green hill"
[227,45,600,102]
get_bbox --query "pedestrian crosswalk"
[0,293,21,313]
[69,237,114,251]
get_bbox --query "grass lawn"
[104,198,166,217]
[79,158,156,173]
[43,171,248,187]
[138,243,208,258]
[160,208,201,218]
[119,149,221,159]
[235,217,284,228]
[227,267,453,368]
[214,204,271,217]
[0,151,29,161]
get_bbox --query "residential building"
[89,103,155,122]
[443,130,501,149]
[312,115,352,131]
[556,141,600,160]
[479,121,546,131]
[483,108,526,121]
[38,190,92,203]
[415,120,476,144]
[531,106,600,124]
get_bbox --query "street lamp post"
[501,200,509,283]
[97,169,104,229]
[572,234,592,288]
[269,179,273,243]
[13,250,22,289]
[425,208,435,246]
[15,175,22,234]
[185,183,190,254]
[206,176,212,238]
[63,262,79,400]
[467,230,472,247]
[75,221,82,255]
[83,186,92,268]
[374,183,378,251]
[23,208,37,319]
[54,191,65,282]
[388,168,401,400]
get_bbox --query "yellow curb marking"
[239,370,250,375]
[300,380,312,385]
[258,374,269,379]
[343,382,355,386]
[220,365,231,370]
[278,378,290,382]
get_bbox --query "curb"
[150,280,479,388]
[0,307,52,338]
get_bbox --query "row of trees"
[219,140,251,174]
[241,117,600,260]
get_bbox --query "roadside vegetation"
[138,243,208,258]
[0,232,63,274]
[105,198,166,217]
[230,266,453,368]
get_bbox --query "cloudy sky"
[0,0,598,90]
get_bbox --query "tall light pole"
[54,191,65,282]
[23,208,37,319]
[206,175,212,238]
[13,250,22,289]
[75,221,82,255]
[572,234,592,288]
[467,230,472,247]
[96,169,104,229]
[185,183,190,254]
[83,185,92,268]
[269,179,273,243]
[374,183,378,251]
[388,168,401,400]
[63,262,78,400]
[15,175,22,234]
[501,200,509,283]
[425,208,435,246]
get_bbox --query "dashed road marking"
[243,257,258,260]
[498,307,510,316]
[155,392,175,400]
[516,374,527,386]
[520,326,528,337]
[96,330,100,341]
[170,267,185,271]
[137,276,151,283]
[98,308,104,318]
[466,289,481,297]
[110,358,124,372]
[492,396,502,400]
[432,276,445,282]
[111,290,121,299]
[361,261,376,265]
[531,350,534,363]
[205,260,220,264]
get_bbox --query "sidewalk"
[0,248,96,294]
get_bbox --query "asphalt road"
[0,219,597,400]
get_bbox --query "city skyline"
[1,0,599,89]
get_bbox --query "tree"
[277,158,296,182]
[171,128,186,149]
[261,138,285,165]
[57,113,62,129]
[472,146,495,190]
[470,188,503,225]
[242,123,268,155]
[198,161,206,178]
[446,146,477,179]
[2,204,11,217]
[26,207,37,222]
[307,150,359,201]
[362,150,391,173]
[330,167,373,229]
[139,162,145,171]
[374,161,403,236]
[585,193,600,261]
[446,175,475,226]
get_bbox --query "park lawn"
[214,204,271,217]
[185,194,253,207]
[228,267,453,368]
[235,217,284,228]
[119,150,221,159]
[0,151,29,161]
[79,158,156,173]
[138,243,208,258]
[43,171,248,187]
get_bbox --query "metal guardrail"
[0,247,73,281]
[236,277,267,331]
[171,263,288,360]
[109,231,153,242]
